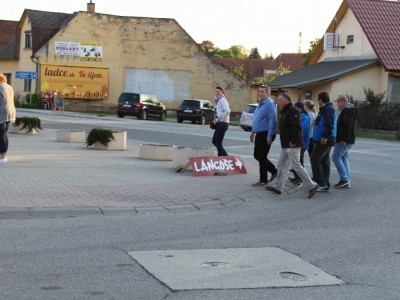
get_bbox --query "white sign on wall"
[55,41,80,56]
[80,44,103,62]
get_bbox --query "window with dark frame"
[23,79,32,92]
[347,35,354,44]
[24,31,32,48]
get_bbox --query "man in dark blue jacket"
[311,92,337,192]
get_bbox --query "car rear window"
[118,93,140,103]
[180,100,200,108]
[245,105,257,113]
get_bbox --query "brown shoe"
[266,185,281,195]
[308,185,317,199]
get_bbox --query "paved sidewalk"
[0,123,303,219]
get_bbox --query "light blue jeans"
[332,143,353,182]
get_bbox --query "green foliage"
[85,127,115,147]
[24,93,41,108]
[264,53,274,60]
[301,38,321,65]
[231,65,250,81]
[14,117,43,133]
[248,47,262,59]
[364,87,386,107]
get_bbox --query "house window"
[4,73,12,85]
[24,31,32,48]
[23,79,32,92]
[347,35,354,44]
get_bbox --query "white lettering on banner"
[194,158,236,172]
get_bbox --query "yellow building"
[269,0,400,104]
[0,2,251,112]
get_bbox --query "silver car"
[239,103,257,131]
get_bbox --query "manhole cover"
[279,271,308,281]
[198,262,231,268]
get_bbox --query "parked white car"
[239,103,257,131]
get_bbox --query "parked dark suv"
[116,93,167,120]
[176,99,214,125]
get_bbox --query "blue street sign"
[16,71,37,79]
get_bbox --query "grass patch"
[356,130,399,142]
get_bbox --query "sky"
[0,0,344,57]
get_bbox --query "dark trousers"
[0,122,10,154]
[310,142,332,187]
[212,122,229,156]
[254,131,277,183]
[307,138,314,158]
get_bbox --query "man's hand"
[320,138,327,145]
[289,142,296,148]
[341,141,346,146]
[250,133,254,142]
[267,139,272,145]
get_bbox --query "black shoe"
[266,185,281,195]
[316,185,331,192]
[268,173,277,183]
[334,180,350,188]
[308,185,318,198]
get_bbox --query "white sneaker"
[0,157,8,164]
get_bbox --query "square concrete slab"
[128,247,344,291]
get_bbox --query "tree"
[231,64,251,81]
[248,47,262,59]
[264,53,274,60]
[228,45,249,59]
[199,40,215,55]
[302,38,321,65]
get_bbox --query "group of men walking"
[250,85,356,199]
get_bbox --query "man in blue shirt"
[250,85,278,186]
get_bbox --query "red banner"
[189,156,247,176]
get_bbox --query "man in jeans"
[332,95,356,188]
[311,92,337,192]
[250,85,277,186]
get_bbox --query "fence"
[353,101,400,131]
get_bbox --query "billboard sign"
[40,63,109,100]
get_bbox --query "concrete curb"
[0,182,305,220]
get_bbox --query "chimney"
[87,1,95,13]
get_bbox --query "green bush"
[24,93,41,108]
[85,128,115,147]
[14,117,43,133]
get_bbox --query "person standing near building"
[265,93,317,198]
[250,85,277,186]
[311,92,337,192]
[0,73,16,164]
[211,86,230,156]
[304,100,316,157]
[332,95,356,188]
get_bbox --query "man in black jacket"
[265,93,317,198]
[332,95,356,188]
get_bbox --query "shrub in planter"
[85,127,115,147]
[13,117,43,133]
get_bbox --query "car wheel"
[159,111,166,121]
[191,120,196,124]
[199,115,206,125]
[117,113,124,118]
[140,109,148,120]
[177,116,183,123]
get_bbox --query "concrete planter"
[8,124,38,135]
[172,147,214,170]
[93,131,127,151]
[56,130,85,143]
[139,144,174,161]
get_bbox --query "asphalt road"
[1,109,399,299]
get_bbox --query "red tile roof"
[0,20,18,50]
[212,53,303,79]
[348,0,400,71]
